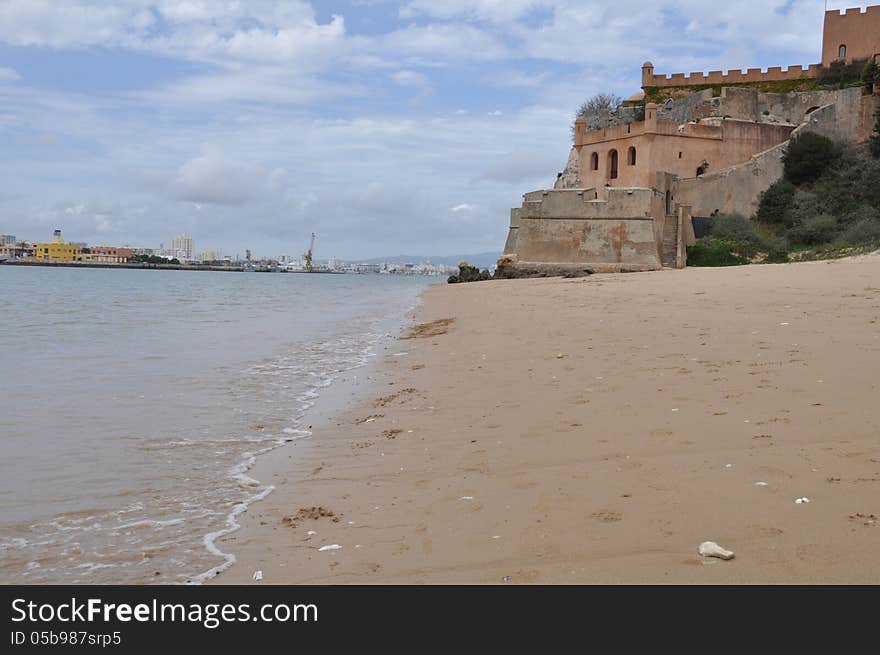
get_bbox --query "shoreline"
[212,257,880,584]
[195,286,430,584]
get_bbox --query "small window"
[608,150,618,179]
[678,151,682,159]
[838,44,846,59]
[627,146,636,166]
[590,152,599,171]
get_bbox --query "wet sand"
[212,255,880,584]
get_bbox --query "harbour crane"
[303,232,316,272]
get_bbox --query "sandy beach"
[213,255,880,584]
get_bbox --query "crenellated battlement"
[641,62,820,90]
[826,5,880,16]
[822,4,880,66]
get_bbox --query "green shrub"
[788,189,820,220]
[817,59,868,88]
[686,239,753,266]
[783,132,840,185]
[708,213,763,244]
[839,204,880,226]
[862,59,877,92]
[872,111,880,158]
[755,179,795,226]
[837,218,880,245]
[788,212,839,246]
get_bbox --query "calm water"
[0,266,431,583]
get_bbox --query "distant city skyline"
[2,224,498,268]
[0,1,861,258]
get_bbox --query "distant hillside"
[357,252,501,268]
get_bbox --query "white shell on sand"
[698,541,735,560]
[252,570,263,581]
[318,544,342,552]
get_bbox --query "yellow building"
[33,229,82,262]
[33,242,82,261]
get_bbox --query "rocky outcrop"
[554,148,580,189]
[447,261,491,284]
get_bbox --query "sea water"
[0,266,431,583]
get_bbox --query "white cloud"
[382,23,509,62]
[0,0,348,67]
[170,148,264,206]
[0,67,22,82]
[391,70,429,87]
[400,0,542,23]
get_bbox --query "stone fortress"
[501,5,880,273]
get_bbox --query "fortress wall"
[672,112,829,218]
[503,207,522,255]
[720,86,867,133]
[577,120,647,146]
[673,142,786,217]
[520,188,655,219]
[793,93,879,143]
[642,64,819,90]
[657,90,717,124]
[822,6,880,66]
[506,189,662,271]
[575,120,793,193]
[673,86,877,219]
[721,121,796,154]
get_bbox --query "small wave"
[115,517,187,530]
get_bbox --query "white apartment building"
[171,235,194,261]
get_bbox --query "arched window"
[627,146,636,166]
[590,152,599,171]
[838,44,847,59]
[608,150,618,179]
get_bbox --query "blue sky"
[0,0,863,259]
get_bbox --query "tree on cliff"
[782,132,840,185]
[871,110,880,158]
[571,93,622,141]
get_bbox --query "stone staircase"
[661,214,679,267]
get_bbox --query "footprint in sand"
[591,510,623,523]
[415,524,433,554]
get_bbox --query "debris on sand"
[252,570,263,581]
[282,507,340,528]
[402,318,455,339]
[318,544,342,552]
[356,414,384,424]
[848,513,876,526]
[698,541,735,560]
[374,388,416,407]
[383,429,403,439]
[795,497,811,504]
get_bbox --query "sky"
[0,0,867,259]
